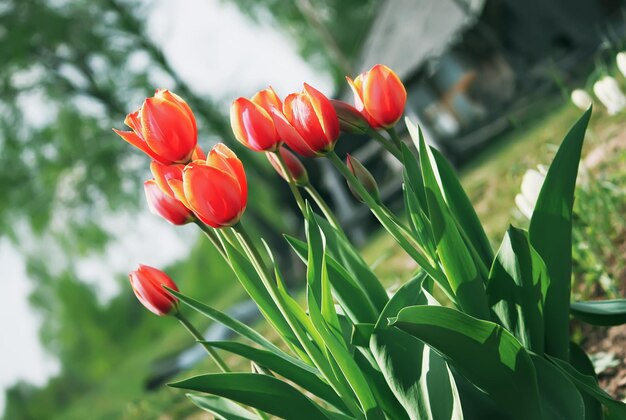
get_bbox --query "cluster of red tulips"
[114,64,407,313]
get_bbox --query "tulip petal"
[113,128,170,163]
[270,106,317,157]
[230,98,280,151]
[144,179,191,225]
[303,83,339,143]
[362,64,407,128]
[167,178,192,210]
[150,162,184,198]
[251,86,282,115]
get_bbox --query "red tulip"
[168,144,247,228]
[129,265,179,316]
[150,161,185,199]
[144,179,192,225]
[113,89,197,164]
[346,154,380,203]
[266,147,309,186]
[231,87,282,152]
[347,64,407,129]
[271,83,339,157]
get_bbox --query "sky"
[0,0,332,412]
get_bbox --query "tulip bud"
[144,179,193,225]
[346,154,380,203]
[168,144,247,228]
[113,89,198,164]
[347,64,407,129]
[129,265,179,316]
[266,147,309,186]
[231,87,282,152]
[330,99,369,134]
[271,83,339,157]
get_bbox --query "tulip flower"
[271,83,339,157]
[168,144,247,228]
[347,64,407,129]
[144,179,192,225]
[129,265,179,316]
[570,89,593,111]
[150,161,185,199]
[231,87,282,152]
[593,76,626,115]
[330,99,369,134]
[267,147,309,186]
[346,154,380,203]
[113,89,197,164]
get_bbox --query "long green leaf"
[186,394,258,420]
[571,299,626,326]
[201,340,347,412]
[531,355,585,420]
[409,118,489,319]
[570,342,603,420]
[392,305,542,420]
[431,147,493,267]
[285,234,378,324]
[487,226,548,353]
[529,107,592,360]
[170,373,332,420]
[548,355,626,418]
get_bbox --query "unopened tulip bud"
[113,89,197,164]
[347,64,407,129]
[144,179,193,225]
[346,154,380,203]
[129,265,179,316]
[231,87,282,152]
[330,99,369,134]
[267,147,309,186]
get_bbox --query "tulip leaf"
[391,305,543,420]
[285,234,378,324]
[487,226,549,354]
[222,241,299,348]
[547,355,626,418]
[408,118,489,319]
[200,340,347,412]
[529,107,592,360]
[530,355,585,420]
[186,394,259,420]
[570,342,603,420]
[401,143,428,211]
[169,373,333,420]
[570,299,626,326]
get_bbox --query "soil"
[580,323,626,400]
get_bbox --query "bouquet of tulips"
[114,64,626,419]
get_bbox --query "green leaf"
[313,215,389,312]
[167,288,282,356]
[201,340,347,412]
[487,226,548,353]
[529,107,592,360]
[570,342,603,420]
[401,143,428,211]
[408,118,489,319]
[370,274,463,420]
[571,299,626,326]
[285,234,378,324]
[431,147,494,268]
[186,394,258,420]
[548,355,626,418]
[170,373,332,420]
[392,305,542,420]
[222,241,298,347]
[530,355,585,420]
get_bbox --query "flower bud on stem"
[270,150,307,214]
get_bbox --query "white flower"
[593,76,626,115]
[617,52,626,78]
[515,168,546,219]
[570,89,593,110]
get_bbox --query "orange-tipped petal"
[270,106,317,157]
[230,97,280,151]
[251,86,282,115]
[303,83,339,142]
[113,128,168,163]
[144,179,192,225]
[361,64,407,128]
[167,178,191,210]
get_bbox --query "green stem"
[271,151,307,214]
[386,126,403,150]
[175,310,231,372]
[328,151,455,302]
[194,219,227,260]
[367,128,403,161]
[303,183,346,237]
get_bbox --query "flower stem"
[194,219,226,260]
[303,183,346,237]
[175,310,231,372]
[386,126,403,150]
[271,151,307,214]
[367,128,403,161]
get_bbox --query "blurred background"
[2,0,626,418]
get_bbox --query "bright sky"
[0,0,332,412]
